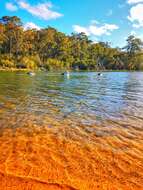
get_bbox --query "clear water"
[0,71,143,127]
[0,71,143,189]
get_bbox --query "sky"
[1,0,143,47]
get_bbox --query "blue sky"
[1,0,143,47]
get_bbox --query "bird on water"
[27,72,36,76]
[62,71,70,77]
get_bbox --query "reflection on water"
[0,71,143,190]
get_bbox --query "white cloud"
[24,22,41,30]
[128,32,143,40]
[18,1,63,20]
[127,0,143,4]
[128,3,143,28]
[72,25,90,36]
[130,30,136,35]
[73,22,119,37]
[6,2,18,11]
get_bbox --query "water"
[0,71,143,126]
[0,71,143,190]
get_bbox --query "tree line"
[0,16,143,70]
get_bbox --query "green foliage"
[124,35,143,54]
[44,58,64,70]
[123,36,143,70]
[16,56,40,69]
[0,16,143,71]
[0,55,15,68]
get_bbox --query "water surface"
[1,71,143,124]
[0,71,143,190]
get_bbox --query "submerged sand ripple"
[0,114,143,190]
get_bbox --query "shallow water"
[0,71,143,190]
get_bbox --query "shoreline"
[0,68,143,72]
[0,68,30,72]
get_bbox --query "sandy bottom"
[0,114,143,190]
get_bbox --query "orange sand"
[0,114,143,190]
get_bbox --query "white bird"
[62,71,70,77]
[98,73,103,76]
[27,72,36,76]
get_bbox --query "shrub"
[44,58,64,70]
[17,56,40,69]
[0,55,15,68]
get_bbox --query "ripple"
[0,71,143,189]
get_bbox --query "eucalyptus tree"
[0,15,143,70]
[123,35,143,70]
[0,16,23,60]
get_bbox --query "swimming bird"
[62,71,70,77]
[97,73,103,76]
[27,72,36,76]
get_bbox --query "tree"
[0,15,143,71]
[124,35,143,54]
[0,16,23,59]
[123,35,143,70]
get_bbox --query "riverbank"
[0,68,30,72]
[0,67,142,72]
